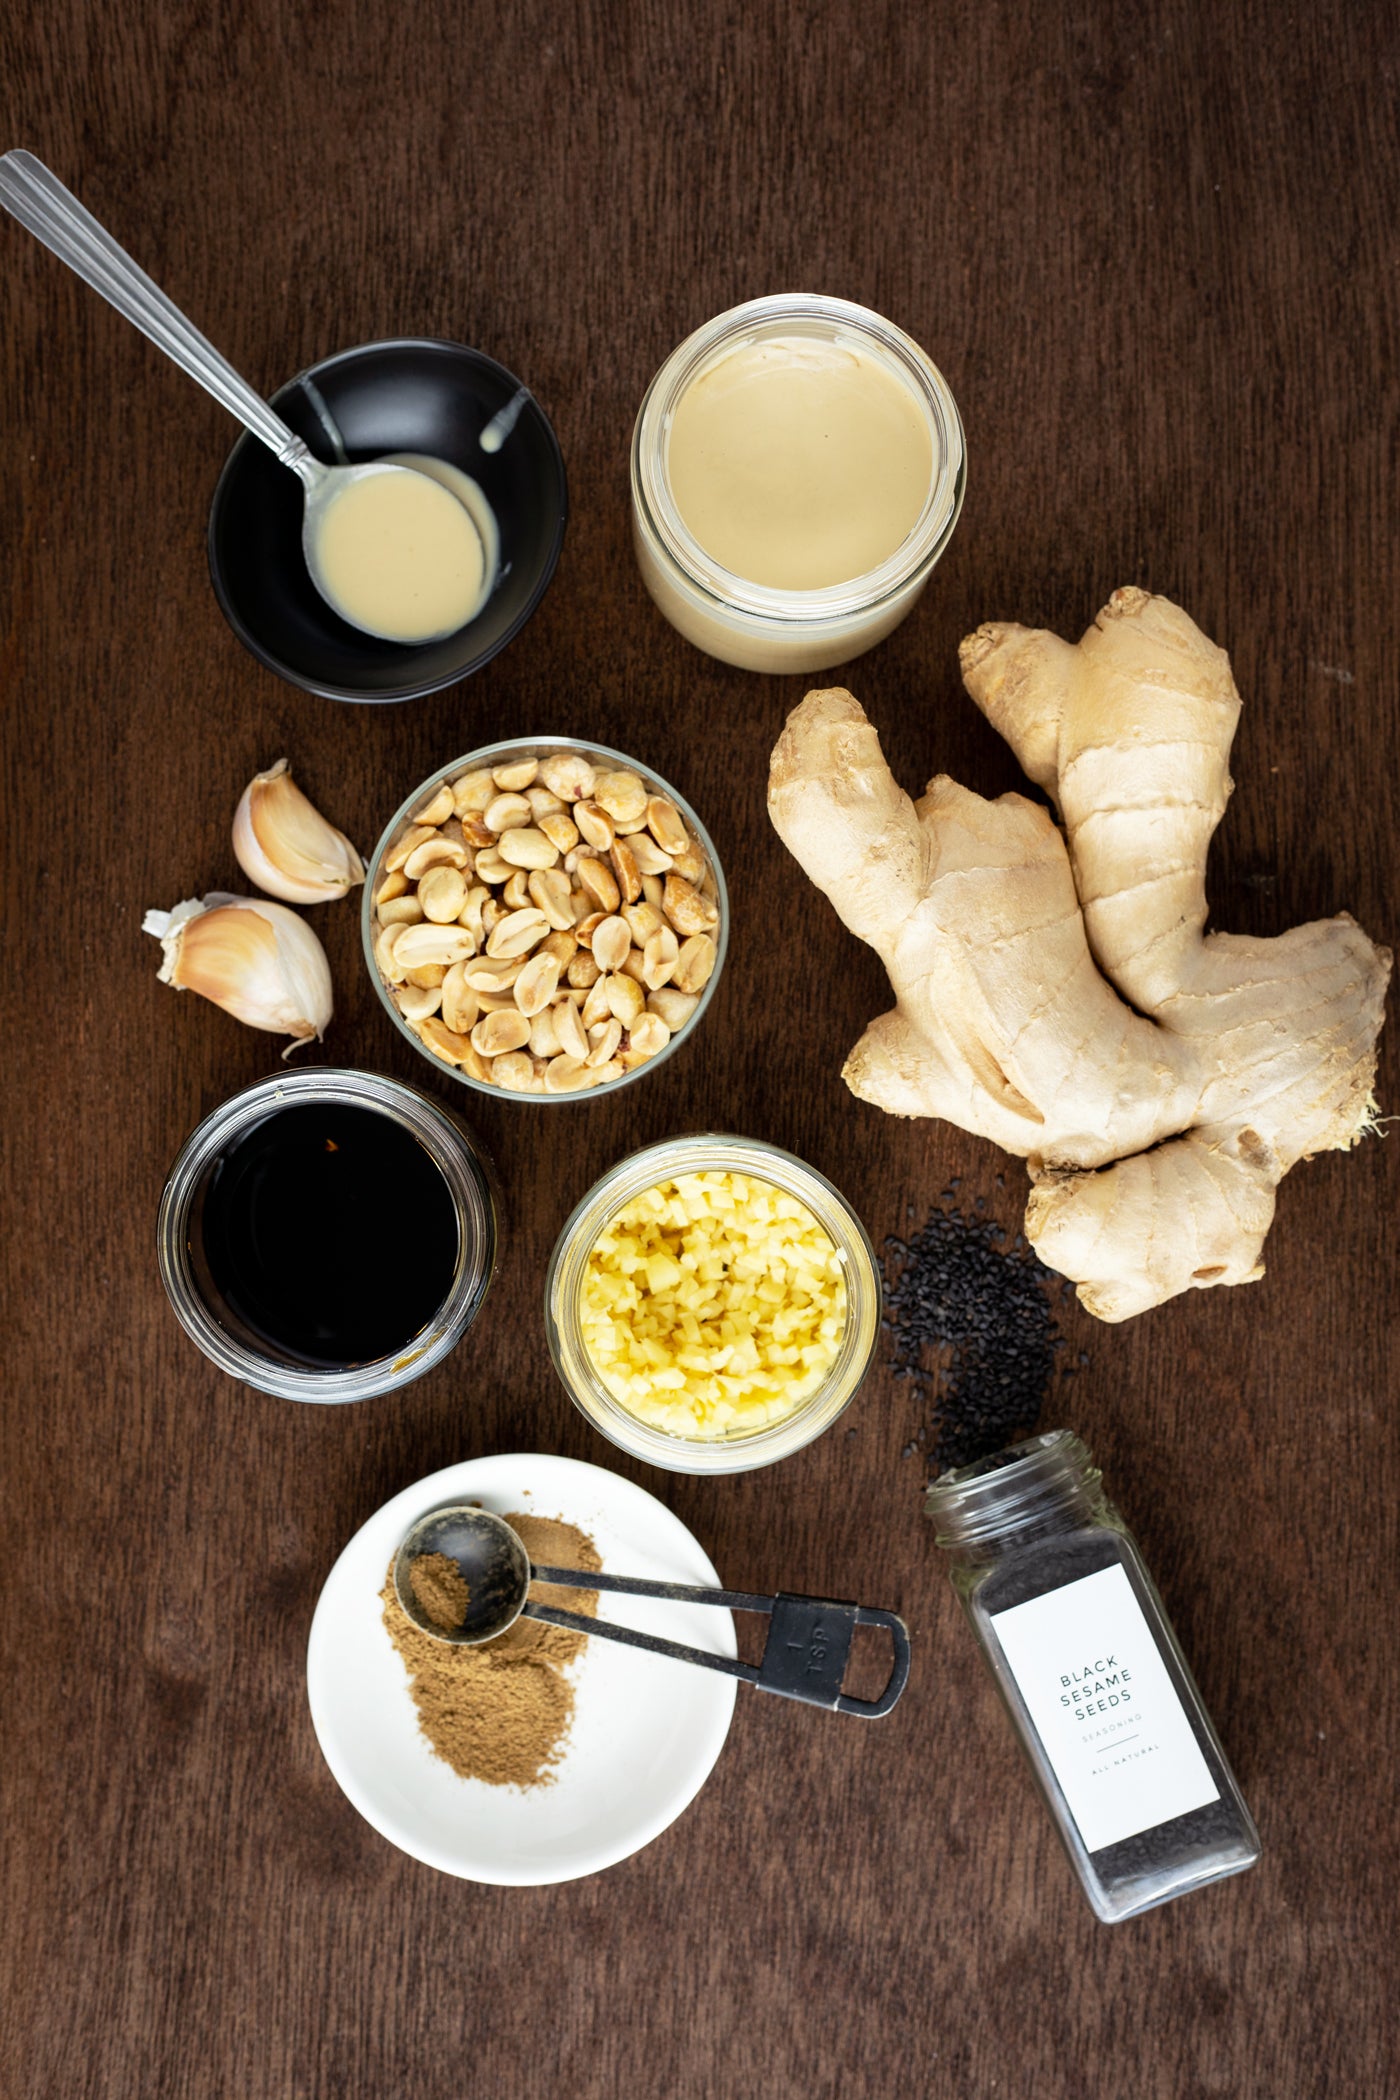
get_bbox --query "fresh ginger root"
[767,587,1390,1320]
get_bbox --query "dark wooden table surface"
[3,3,1397,2095]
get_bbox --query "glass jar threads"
[926,1430,1260,1923]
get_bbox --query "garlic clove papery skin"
[232,758,366,904]
[142,893,333,1056]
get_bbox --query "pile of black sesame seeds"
[881,1179,1085,1476]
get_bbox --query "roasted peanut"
[591,915,631,973]
[539,753,595,801]
[662,872,716,935]
[646,795,689,856]
[629,833,673,876]
[403,835,469,880]
[587,1017,623,1066]
[493,1050,538,1091]
[647,986,699,1030]
[486,906,550,959]
[581,975,612,1028]
[472,846,512,885]
[672,934,717,994]
[418,863,468,923]
[544,1054,595,1093]
[552,997,589,1060]
[412,783,456,827]
[528,1005,560,1059]
[441,962,480,1037]
[606,972,645,1026]
[623,899,664,945]
[463,954,524,993]
[643,925,680,988]
[395,982,443,1022]
[375,924,409,984]
[414,1014,477,1066]
[378,893,425,928]
[393,922,475,970]
[502,869,532,909]
[385,824,436,873]
[576,857,621,913]
[514,950,562,1017]
[573,799,614,851]
[539,810,579,854]
[630,1012,672,1058]
[528,867,575,931]
[498,826,559,872]
[492,756,538,792]
[484,792,532,833]
[610,837,642,904]
[594,769,648,824]
[472,1009,532,1058]
[452,768,497,815]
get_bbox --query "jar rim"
[544,1132,880,1475]
[156,1067,497,1403]
[926,1428,1104,1550]
[631,293,966,630]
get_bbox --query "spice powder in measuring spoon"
[380,1512,602,1788]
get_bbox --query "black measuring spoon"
[392,1504,911,1719]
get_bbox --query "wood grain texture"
[2,1,1397,2094]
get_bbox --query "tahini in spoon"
[393,1505,912,1719]
[0,150,484,644]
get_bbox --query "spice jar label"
[990,1566,1220,1853]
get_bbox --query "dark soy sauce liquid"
[199,1104,459,1367]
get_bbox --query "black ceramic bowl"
[208,338,567,702]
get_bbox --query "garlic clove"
[232,759,365,905]
[143,892,333,1056]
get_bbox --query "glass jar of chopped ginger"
[545,1135,880,1473]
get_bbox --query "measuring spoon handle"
[531,1563,773,1611]
[525,1577,912,1720]
[0,150,311,475]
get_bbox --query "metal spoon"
[0,149,477,643]
[393,1505,912,1719]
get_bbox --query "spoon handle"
[525,1583,912,1720]
[0,150,312,476]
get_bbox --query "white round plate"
[306,1452,738,1884]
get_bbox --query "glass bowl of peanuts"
[362,740,727,1099]
[545,1135,881,1473]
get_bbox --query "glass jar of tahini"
[630,294,965,675]
[926,1431,1260,1923]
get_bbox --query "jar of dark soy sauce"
[158,1069,497,1402]
[927,1431,1259,1922]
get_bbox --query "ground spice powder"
[380,1511,602,1788]
[407,1551,470,1631]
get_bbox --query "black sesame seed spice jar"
[926,1431,1259,1923]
